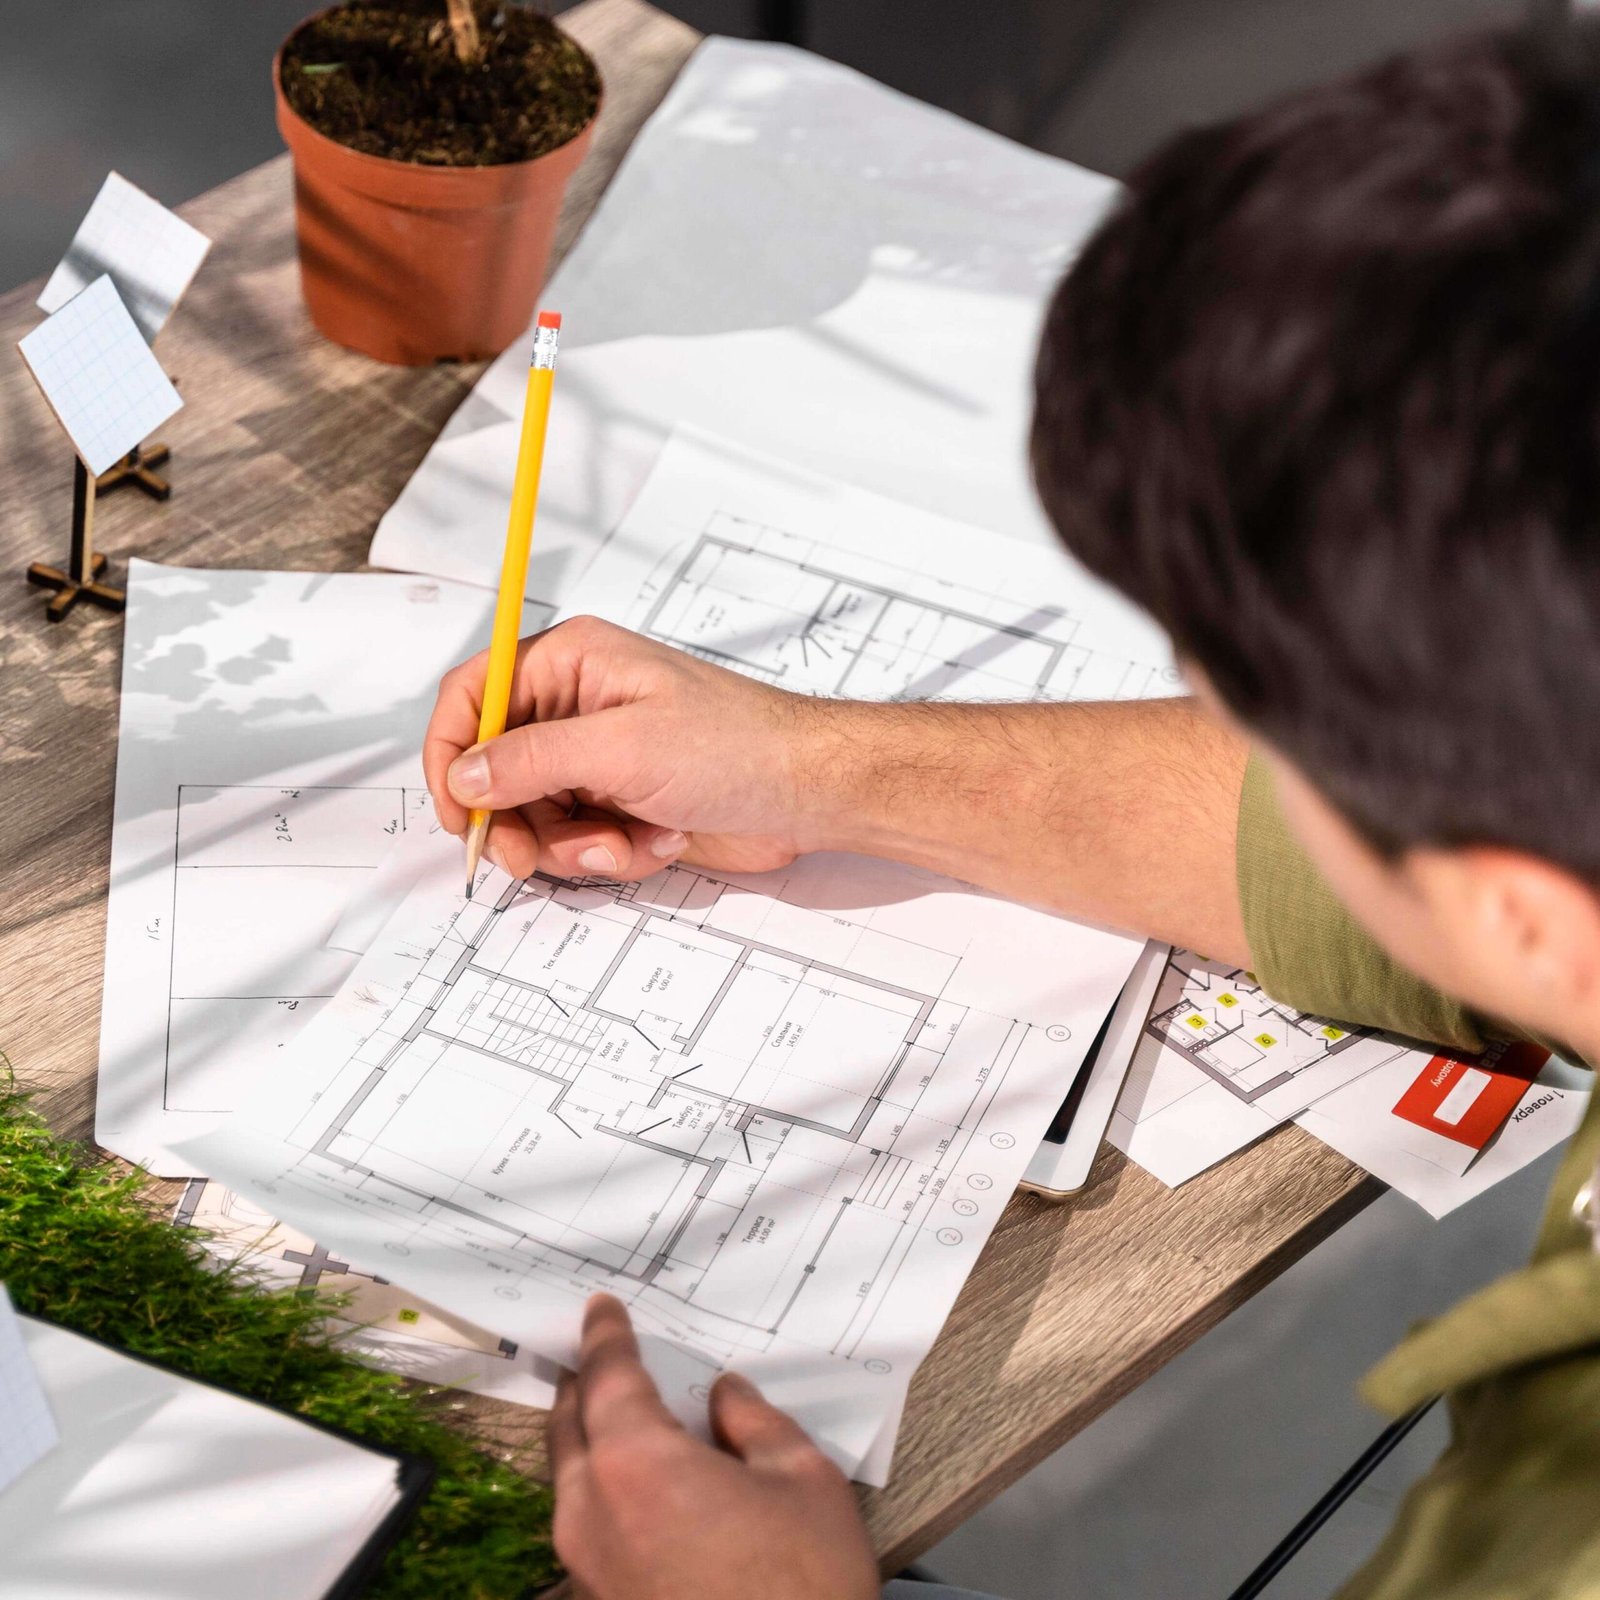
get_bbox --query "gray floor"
[0,3,1551,1597]
[926,1155,1559,1600]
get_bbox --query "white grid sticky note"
[0,1286,56,1495]
[38,172,211,344]
[19,275,184,476]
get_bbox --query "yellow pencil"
[464,309,561,897]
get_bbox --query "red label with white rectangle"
[1390,1040,1549,1149]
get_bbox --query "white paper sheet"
[1,1318,404,1600]
[0,1286,56,1495]
[325,816,453,957]
[98,560,537,1176]
[1298,1055,1591,1218]
[18,275,183,475]
[38,171,211,344]
[369,37,1120,605]
[564,425,1178,702]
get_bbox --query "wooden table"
[0,0,1380,1578]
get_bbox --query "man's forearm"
[799,697,1251,963]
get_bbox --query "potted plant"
[274,0,601,365]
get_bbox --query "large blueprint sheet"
[184,433,1177,1479]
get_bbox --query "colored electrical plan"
[1110,951,1430,1185]
[1110,948,1591,1200]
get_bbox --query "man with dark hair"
[424,21,1600,1600]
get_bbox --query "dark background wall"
[0,0,1518,294]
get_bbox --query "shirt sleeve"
[1236,752,1491,1053]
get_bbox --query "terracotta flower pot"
[273,26,599,366]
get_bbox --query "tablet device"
[1021,941,1169,1199]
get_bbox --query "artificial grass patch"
[0,1078,558,1599]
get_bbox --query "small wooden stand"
[97,439,171,501]
[26,456,127,622]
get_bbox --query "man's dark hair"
[1032,21,1600,871]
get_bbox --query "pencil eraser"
[537,311,562,329]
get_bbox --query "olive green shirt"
[1238,756,1600,1600]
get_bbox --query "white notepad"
[0,1318,418,1600]
[18,275,183,475]
[0,1288,56,1496]
[38,171,211,344]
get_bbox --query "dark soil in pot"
[280,0,600,166]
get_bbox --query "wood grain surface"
[0,0,1380,1576]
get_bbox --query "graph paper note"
[38,172,211,343]
[0,1285,57,1494]
[19,275,183,475]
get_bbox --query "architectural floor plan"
[636,522,1174,704]
[187,838,1141,1479]
[585,428,1181,711]
[303,862,1019,1362]
[1144,959,1361,1115]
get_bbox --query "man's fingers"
[478,804,687,887]
[482,811,541,880]
[548,1370,587,1483]
[422,628,575,834]
[529,816,689,882]
[517,804,639,880]
[447,707,641,814]
[423,650,489,836]
[620,819,691,872]
[709,1372,820,1469]
[577,1294,680,1443]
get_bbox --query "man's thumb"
[709,1372,818,1467]
[447,709,629,810]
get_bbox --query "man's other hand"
[548,1294,880,1600]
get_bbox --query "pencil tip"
[465,877,475,900]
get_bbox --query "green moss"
[0,1073,557,1598]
